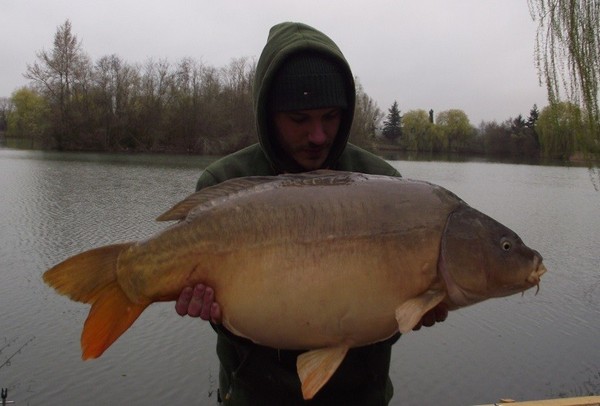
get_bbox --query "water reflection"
[0,149,598,405]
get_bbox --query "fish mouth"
[526,260,547,293]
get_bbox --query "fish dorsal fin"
[156,176,282,221]
[297,345,349,400]
[395,290,446,333]
[156,171,363,222]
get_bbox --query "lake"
[0,149,598,405]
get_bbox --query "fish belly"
[119,176,453,350]
[212,236,440,350]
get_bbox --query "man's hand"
[412,303,448,331]
[175,284,222,324]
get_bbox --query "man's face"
[272,107,342,171]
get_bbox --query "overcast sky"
[1,0,548,125]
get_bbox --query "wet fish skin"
[43,170,547,399]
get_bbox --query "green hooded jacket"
[196,22,401,405]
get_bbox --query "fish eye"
[501,239,512,251]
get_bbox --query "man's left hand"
[412,303,448,331]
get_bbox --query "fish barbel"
[43,170,547,399]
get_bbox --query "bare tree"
[94,54,138,149]
[350,80,382,150]
[219,57,255,150]
[167,57,205,151]
[25,20,91,149]
[129,58,173,151]
[0,97,11,133]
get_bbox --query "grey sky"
[1,0,547,125]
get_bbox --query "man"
[176,22,447,405]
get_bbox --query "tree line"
[0,20,380,155]
[0,19,597,161]
[378,100,593,160]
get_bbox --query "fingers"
[433,303,449,323]
[175,284,222,324]
[175,286,193,316]
[197,285,214,320]
[210,302,223,324]
[412,303,449,331]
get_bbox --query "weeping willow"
[528,0,599,153]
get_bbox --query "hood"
[253,22,356,173]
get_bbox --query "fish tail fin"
[81,282,148,359]
[43,243,149,359]
[43,243,132,303]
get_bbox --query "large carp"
[43,170,547,399]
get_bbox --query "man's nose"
[308,121,327,145]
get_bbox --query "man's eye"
[290,115,307,123]
[324,110,341,120]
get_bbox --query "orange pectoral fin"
[296,346,349,400]
[81,283,149,360]
[395,290,446,333]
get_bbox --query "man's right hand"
[175,284,222,324]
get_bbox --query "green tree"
[435,109,473,152]
[536,101,585,158]
[529,0,599,146]
[7,87,50,148]
[526,104,541,148]
[402,109,440,152]
[381,101,402,143]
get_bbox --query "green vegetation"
[6,87,49,148]
[1,17,597,163]
[4,21,257,154]
[435,110,473,153]
[537,101,587,159]
[381,101,402,143]
[0,20,381,155]
[377,104,545,160]
[402,109,442,153]
[529,0,600,154]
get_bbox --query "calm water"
[0,149,598,405]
